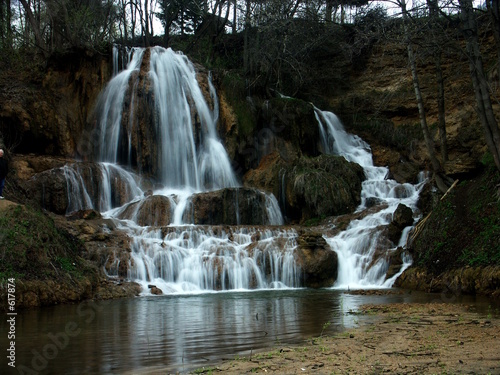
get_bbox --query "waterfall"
[64,46,422,294]
[64,163,143,215]
[67,46,288,294]
[115,226,300,294]
[315,109,425,288]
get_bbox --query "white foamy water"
[315,109,426,289]
[73,46,285,293]
[63,47,423,294]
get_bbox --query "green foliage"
[412,162,500,274]
[303,216,327,227]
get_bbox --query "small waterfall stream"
[62,46,425,294]
[315,110,426,288]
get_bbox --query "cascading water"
[68,46,290,294]
[315,109,426,288]
[63,162,142,214]
[64,45,423,294]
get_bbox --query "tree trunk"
[130,0,136,43]
[401,0,449,192]
[435,53,448,162]
[325,0,334,22]
[244,0,251,76]
[121,0,128,43]
[232,0,237,33]
[143,0,150,46]
[460,0,500,171]
[19,0,48,57]
[427,0,448,162]
[487,0,500,74]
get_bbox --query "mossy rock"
[0,203,100,308]
[285,154,365,223]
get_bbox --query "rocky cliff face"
[0,48,112,157]
[1,32,498,303]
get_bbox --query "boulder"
[25,167,68,215]
[186,187,274,225]
[24,162,141,215]
[395,266,500,297]
[67,209,102,221]
[387,203,414,244]
[117,195,172,226]
[245,153,365,223]
[148,285,163,295]
[295,232,338,288]
[385,246,405,280]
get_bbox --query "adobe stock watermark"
[13,299,108,375]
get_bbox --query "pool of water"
[1,289,496,374]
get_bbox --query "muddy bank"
[186,302,500,375]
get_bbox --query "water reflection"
[1,289,495,374]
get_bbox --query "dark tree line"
[0,0,499,177]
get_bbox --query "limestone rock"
[395,266,500,297]
[245,153,364,223]
[187,187,273,225]
[149,285,163,295]
[295,232,338,288]
[117,195,172,226]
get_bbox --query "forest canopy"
[1,0,499,177]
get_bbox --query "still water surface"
[1,289,494,374]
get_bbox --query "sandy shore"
[186,302,500,375]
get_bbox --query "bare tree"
[18,0,49,57]
[486,0,500,74]
[460,0,500,171]
[426,0,448,162]
[0,0,13,50]
[397,0,451,192]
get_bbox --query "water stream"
[315,110,426,288]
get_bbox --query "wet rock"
[24,167,68,215]
[395,266,500,297]
[365,197,383,208]
[385,246,405,280]
[149,285,163,295]
[117,195,172,226]
[23,162,141,215]
[187,187,273,225]
[93,280,142,300]
[295,232,338,288]
[393,204,414,228]
[67,209,102,221]
[11,279,96,308]
[387,203,414,244]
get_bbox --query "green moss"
[0,204,94,283]
[412,158,500,274]
[221,72,257,136]
[342,112,423,153]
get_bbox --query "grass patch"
[0,204,94,283]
